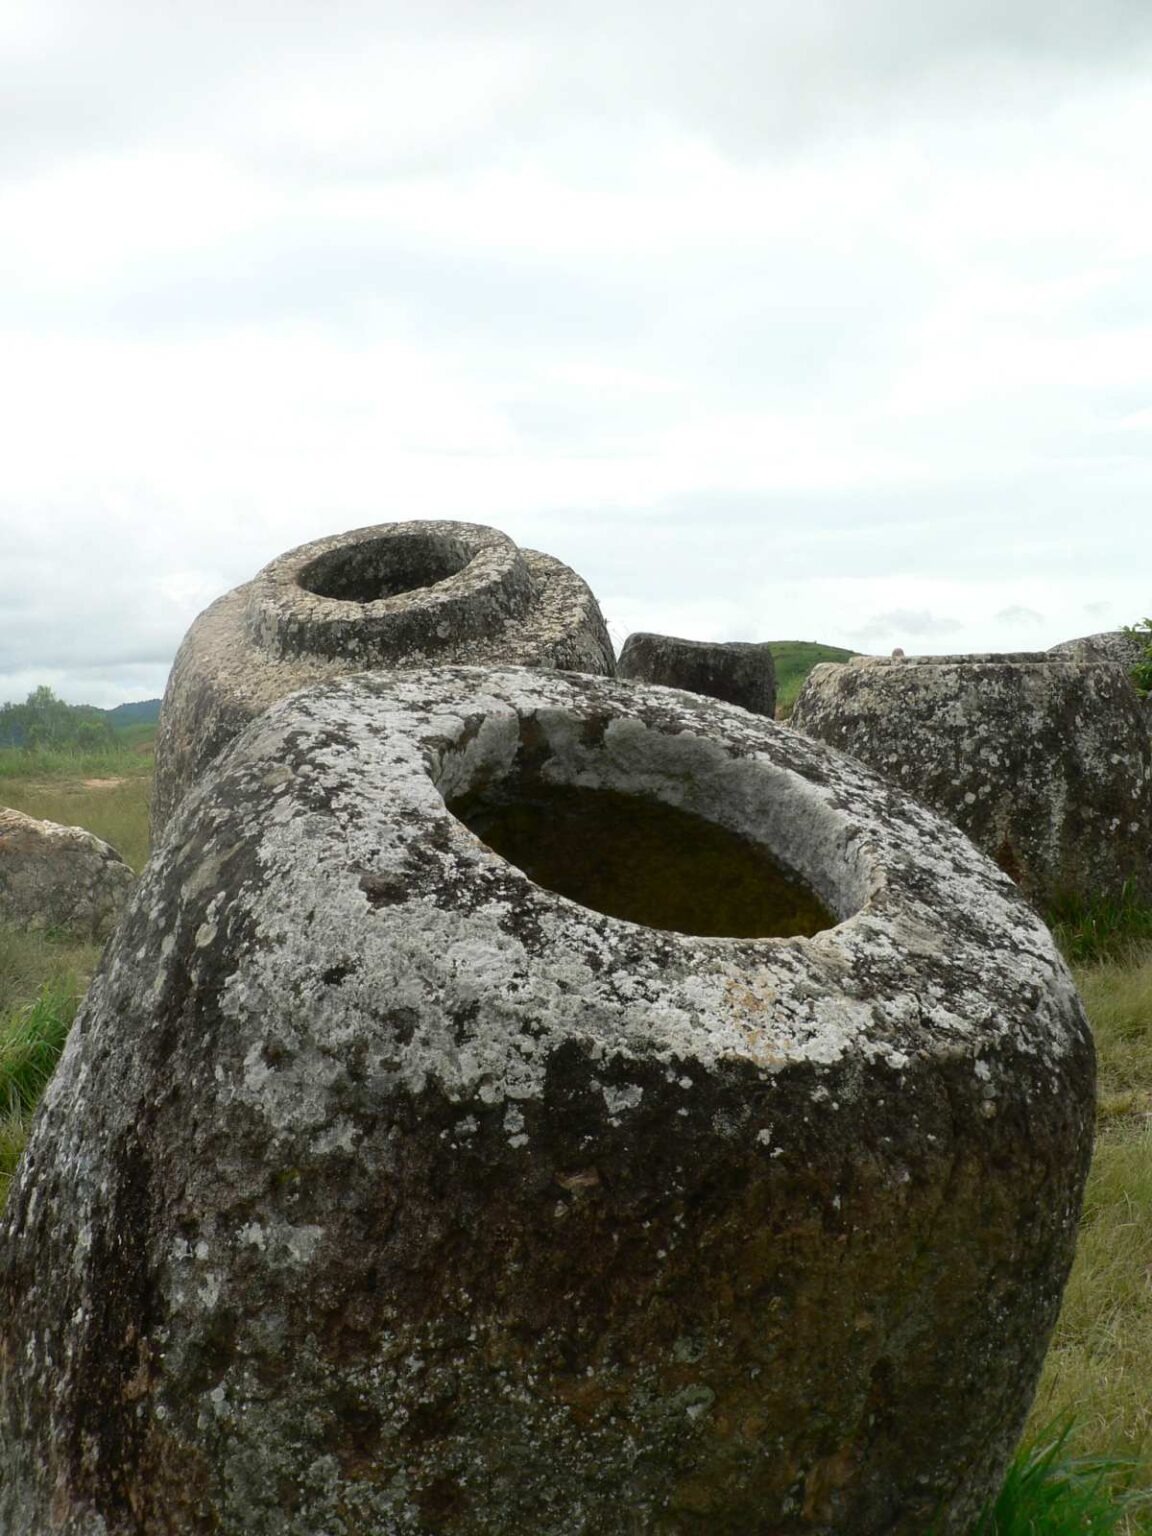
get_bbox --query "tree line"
[0,686,115,751]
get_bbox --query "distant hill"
[768,641,859,715]
[104,699,162,729]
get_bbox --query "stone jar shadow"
[0,669,1094,1535]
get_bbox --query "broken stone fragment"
[0,807,135,940]
[0,668,1093,1534]
[792,650,1152,912]
[618,630,777,716]
[151,520,615,838]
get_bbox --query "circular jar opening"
[448,778,835,938]
[298,534,472,604]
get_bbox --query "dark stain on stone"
[68,1127,161,1525]
[358,870,410,907]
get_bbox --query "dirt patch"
[80,778,128,791]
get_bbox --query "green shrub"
[1123,619,1152,695]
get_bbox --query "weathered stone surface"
[0,668,1093,1535]
[618,632,777,716]
[151,520,615,837]
[792,651,1152,911]
[0,808,135,940]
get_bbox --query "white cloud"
[1,3,1152,705]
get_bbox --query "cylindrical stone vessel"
[0,669,1093,1535]
[792,651,1152,911]
[618,632,777,716]
[151,520,615,836]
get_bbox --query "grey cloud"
[848,609,963,644]
[994,605,1044,624]
[4,0,1152,182]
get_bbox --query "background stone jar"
[0,669,1093,1535]
[617,631,777,716]
[151,520,615,836]
[792,651,1152,912]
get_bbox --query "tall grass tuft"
[0,978,76,1114]
[973,1422,1151,1533]
[0,980,84,1199]
[1049,882,1152,967]
[0,928,97,1203]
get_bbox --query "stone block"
[618,631,776,716]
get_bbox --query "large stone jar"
[151,520,615,836]
[792,651,1152,911]
[0,669,1093,1534]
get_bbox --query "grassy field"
[1023,946,1152,1532]
[1,754,1151,1527]
[768,639,859,714]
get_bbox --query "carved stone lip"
[245,520,535,662]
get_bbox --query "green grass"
[1050,883,1152,967]
[1019,942,1152,1533]
[0,739,153,783]
[973,1422,1150,1533]
[110,720,158,751]
[767,640,858,715]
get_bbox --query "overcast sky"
[2,1,1151,706]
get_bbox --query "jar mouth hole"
[298,534,473,604]
[447,775,836,939]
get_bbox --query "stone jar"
[1048,629,1147,670]
[792,651,1152,912]
[151,520,615,837]
[0,808,135,940]
[0,669,1093,1535]
[618,632,777,716]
